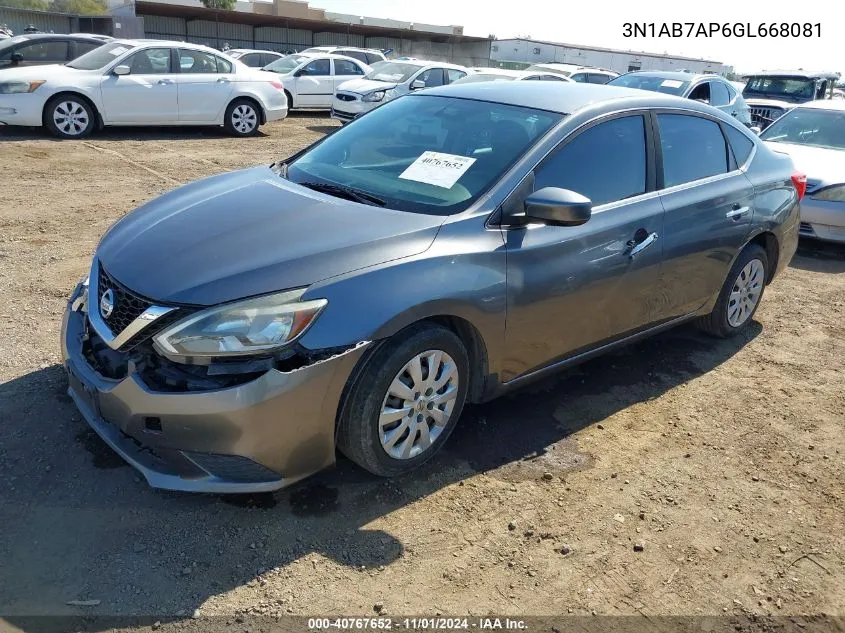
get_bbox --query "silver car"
[330,59,468,123]
[760,100,845,243]
[609,71,753,128]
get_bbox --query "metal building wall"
[0,6,71,35]
[142,14,185,39]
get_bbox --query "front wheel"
[44,95,95,139]
[696,244,768,338]
[337,323,469,477]
[224,99,260,137]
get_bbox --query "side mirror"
[523,187,592,226]
[113,65,131,76]
[11,52,24,63]
[410,79,425,90]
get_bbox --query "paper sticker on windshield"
[399,151,476,189]
[108,46,129,56]
[661,79,683,88]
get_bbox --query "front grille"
[750,106,785,127]
[331,108,356,120]
[97,265,153,335]
[335,93,356,102]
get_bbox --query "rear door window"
[13,40,69,63]
[570,72,588,83]
[447,69,466,83]
[239,53,262,67]
[709,81,731,106]
[534,115,647,206]
[657,114,729,187]
[334,58,364,75]
[417,67,445,87]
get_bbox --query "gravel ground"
[0,115,843,628]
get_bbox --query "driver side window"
[300,59,330,76]
[688,82,711,104]
[124,48,171,75]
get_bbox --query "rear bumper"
[61,299,369,493]
[265,104,288,123]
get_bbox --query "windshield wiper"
[299,182,386,207]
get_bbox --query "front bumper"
[330,96,375,123]
[0,93,46,127]
[799,198,845,244]
[61,300,369,493]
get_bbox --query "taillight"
[791,172,807,201]
[269,80,283,90]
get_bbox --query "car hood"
[0,63,82,78]
[763,142,845,186]
[96,166,444,306]
[337,77,400,94]
[743,97,803,109]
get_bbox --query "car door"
[655,112,755,317]
[292,57,333,107]
[502,113,665,379]
[99,47,178,123]
[175,49,235,122]
[332,57,366,102]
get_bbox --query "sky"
[306,0,840,74]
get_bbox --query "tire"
[224,98,261,137]
[696,244,768,338]
[283,90,294,110]
[337,323,469,477]
[44,95,95,139]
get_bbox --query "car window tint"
[178,50,225,73]
[301,58,330,76]
[534,115,647,206]
[240,53,261,67]
[343,50,368,64]
[216,55,232,73]
[542,74,566,81]
[710,81,731,106]
[688,82,711,103]
[658,114,729,187]
[570,73,588,83]
[127,48,171,74]
[365,53,382,64]
[417,67,445,87]
[447,69,466,83]
[723,124,755,165]
[17,40,69,62]
[334,59,363,75]
[588,73,609,84]
[74,41,101,57]
[725,82,737,100]
[262,53,281,66]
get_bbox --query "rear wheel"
[224,99,260,137]
[696,244,768,337]
[44,95,95,139]
[337,323,469,477]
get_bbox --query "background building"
[490,37,733,76]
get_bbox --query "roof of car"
[527,63,617,74]
[228,48,281,55]
[305,46,384,53]
[746,70,840,79]
[375,58,466,70]
[619,70,717,82]
[792,100,845,111]
[422,81,698,115]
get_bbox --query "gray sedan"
[759,100,845,243]
[62,82,801,493]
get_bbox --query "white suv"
[301,46,387,66]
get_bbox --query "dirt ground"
[0,115,843,628]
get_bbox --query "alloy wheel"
[52,101,89,137]
[231,104,257,134]
[727,258,764,327]
[378,349,460,460]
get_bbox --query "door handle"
[629,231,659,258]
[726,206,750,219]
[157,78,174,85]
[217,77,230,84]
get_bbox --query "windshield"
[607,74,690,95]
[365,61,421,83]
[263,54,309,74]
[759,107,845,150]
[743,76,817,101]
[452,73,517,84]
[67,42,136,70]
[285,94,561,215]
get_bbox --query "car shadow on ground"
[0,125,270,142]
[0,322,760,625]
[790,239,845,274]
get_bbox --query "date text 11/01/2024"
[622,22,821,37]
[307,618,527,630]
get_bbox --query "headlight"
[153,289,327,358]
[0,80,45,94]
[362,90,385,102]
[70,275,89,313]
[811,184,845,202]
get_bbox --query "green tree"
[199,0,236,9]
[50,0,107,14]
[2,0,51,10]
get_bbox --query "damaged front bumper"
[61,295,370,493]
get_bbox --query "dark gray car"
[0,33,108,69]
[62,82,801,493]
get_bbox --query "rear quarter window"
[723,125,755,166]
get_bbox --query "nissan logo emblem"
[99,288,115,320]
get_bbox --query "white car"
[226,48,285,68]
[300,46,387,65]
[454,68,574,84]
[0,40,288,138]
[262,52,370,109]
[524,63,619,84]
[330,59,468,124]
